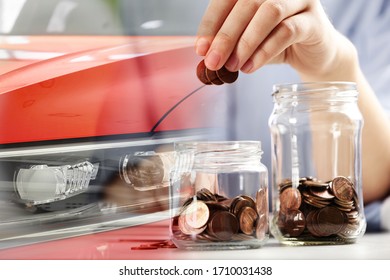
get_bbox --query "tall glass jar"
[170,141,269,250]
[268,82,366,245]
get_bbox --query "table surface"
[0,219,389,260]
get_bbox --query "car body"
[0,0,231,256]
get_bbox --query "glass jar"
[169,141,269,250]
[268,82,366,245]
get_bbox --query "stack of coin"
[196,60,239,85]
[277,176,362,239]
[172,188,268,242]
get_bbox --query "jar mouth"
[174,141,263,172]
[272,82,358,100]
[175,141,262,154]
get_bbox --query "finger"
[228,0,310,72]
[203,0,266,70]
[240,13,313,73]
[196,0,237,56]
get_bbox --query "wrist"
[300,32,360,83]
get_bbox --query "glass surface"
[269,82,366,245]
[0,0,231,249]
[170,141,269,250]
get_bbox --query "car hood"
[0,36,228,145]
[0,35,196,88]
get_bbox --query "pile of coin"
[172,188,268,242]
[196,60,239,85]
[277,176,362,239]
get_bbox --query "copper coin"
[239,195,257,210]
[196,60,211,85]
[238,206,258,235]
[337,223,359,238]
[255,213,268,240]
[207,211,239,241]
[303,180,329,188]
[352,188,360,211]
[184,200,210,229]
[309,188,334,200]
[316,206,347,236]
[303,197,330,208]
[280,187,302,212]
[197,188,216,201]
[306,210,322,237]
[205,201,229,212]
[182,196,195,208]
[347,210,359,219]
[331,176,354,201]
[205,68,224,85]
[131,246,158,250]
[279,180,292,192]
[216,66,239,84]
[215,193,228,201]
[178,213,193,235]
[162,243,177,249]
[231,197,255,216]
[171,215,181,232]
[280,209,306,237]
[199,232,219,242]
[256,188,268,215]
[219,198,235,208]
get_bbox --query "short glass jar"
[268,82,366,245]
[169,141,269,250]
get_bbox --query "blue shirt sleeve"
[322,0,390,115]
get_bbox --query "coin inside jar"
[331,176,354,201]
[279,187,302,212]
[256,188,268,215]
[238,206,258,235]
[279,209,306,237]
[183,200,210,229]
[276,175,361,240]
[173,189,268,243]
[316,206,348,236]
[230,196,255,216]
[207,211,239,241]
[255,213,268,240]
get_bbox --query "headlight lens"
[14,161,98,205]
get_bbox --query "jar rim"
[174,141,262,154]
[273,81,357,95]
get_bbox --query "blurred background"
[1,0,389,252]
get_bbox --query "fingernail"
[241,60,254,73]
[205,50,221,70]
[225,55,239,71]
[195,38,210,56]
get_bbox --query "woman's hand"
[196,0,357,81]
[197,0,390,203]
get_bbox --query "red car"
[0,0,230,258]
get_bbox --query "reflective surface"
[269,83,366,245]
[0,0,232,252]
[170,142,269,250]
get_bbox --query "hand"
[196,0,357,80]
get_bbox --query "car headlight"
[14,161,99,205]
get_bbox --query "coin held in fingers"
[196,60,239,85]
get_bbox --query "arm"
[196,0,390,203]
